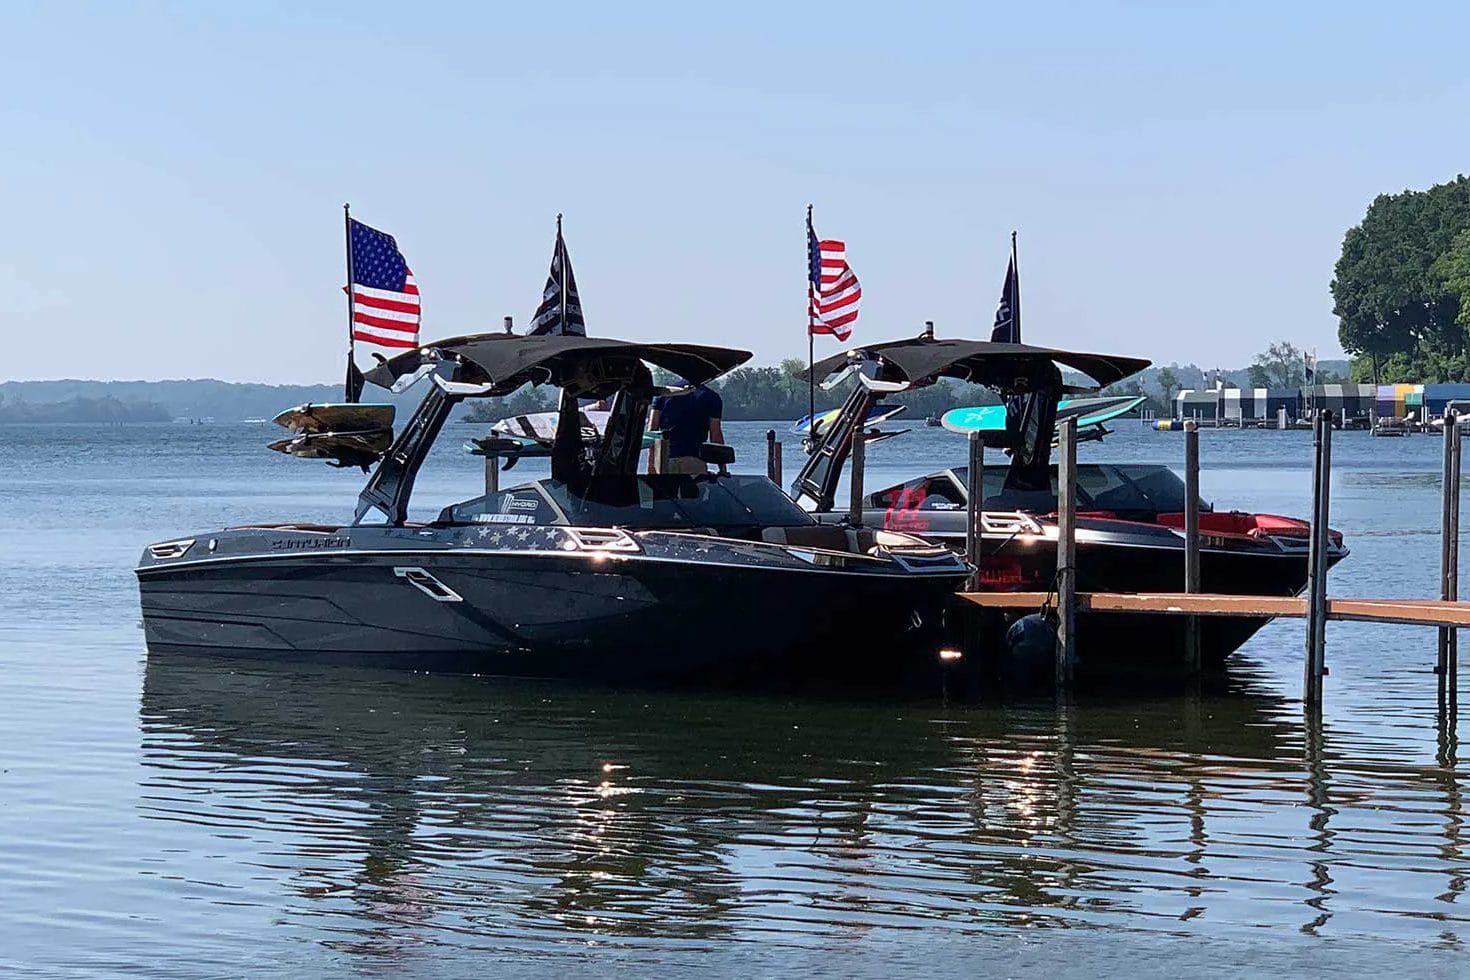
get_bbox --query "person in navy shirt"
[648,382,725,474]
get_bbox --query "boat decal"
[269,536,351,550]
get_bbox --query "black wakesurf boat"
[794,334,1349,669]
[136,334,969,687]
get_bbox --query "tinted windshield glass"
[945,463,1203,514]
[447,474,815,529]
[546,475,814,529]
[1112,464,1203,512]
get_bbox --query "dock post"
[966,431,984,591]
[1304,410,1333,707]
[766,429,783,486]
[1056,416,1078,692]
[1453,415,1462,697]
[1183,420,1201,674]
[484,455,500,495]
[1439,411,1461,693]
[848,427,865,527]
[1278,407,1287,430]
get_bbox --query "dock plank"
[958,591,1470,627]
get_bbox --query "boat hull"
[137,536,966,689]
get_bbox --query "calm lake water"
[1,419,1466,977]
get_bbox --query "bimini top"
[365,333,752,397]
[802,337,1150,393]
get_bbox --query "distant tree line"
[1333,174,1470,382]
[0,394,171,423]
[5,343,1360,426]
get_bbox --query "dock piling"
[1439,411,1461,694]
[1056,417,1078,692]
[966,431,983,590]
[1304,410,1333,706]
[848,427,865,527]
[1183,420,1201,674]
[766,429,783,486]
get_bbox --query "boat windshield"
[941,463,1205,516]
[440,474,816,530]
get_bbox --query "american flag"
[349,218,420,350]
[528,216,586,336]
[807,212,860,340]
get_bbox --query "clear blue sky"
[2,1,1467,383]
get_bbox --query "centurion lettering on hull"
[270,537,352,550]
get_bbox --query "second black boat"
[794,334,1349,669]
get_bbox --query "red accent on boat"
[1156,511,1343,546]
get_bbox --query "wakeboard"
[791,404,905,436]
[488,410,654,466]
[273,402,396,434]
[267,428,393,470]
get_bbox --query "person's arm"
[708,417,724,444]
[646,407,661,472]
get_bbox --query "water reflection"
[138,655,1468,953]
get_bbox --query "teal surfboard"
[940,395,1146,434]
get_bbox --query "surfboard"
[791,404,905,436]
[491,409,613,443]
[267,428,393,470]
[940,395,1145,435]
[273,403,396,435]
[484,410,654,465]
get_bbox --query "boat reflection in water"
[138,655,1467,956]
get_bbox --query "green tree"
[1247,341,1307,388]
[1332,175,1470,366]
[1155,366,1180,406]
[1434,227,1470,333]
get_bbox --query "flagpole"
[1010,230,1020,343]
[555,213,566,335]
[343,203,359,403]
[807,205,815,426]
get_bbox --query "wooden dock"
[960,591,1470,628]
[941,410,1465,712]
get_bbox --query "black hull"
[138,552,965,690]
[954,532,1338,670]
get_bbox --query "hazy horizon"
[4,3,1468,384]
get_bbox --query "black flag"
[528,215,586,336]
[991,255,1020,344]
